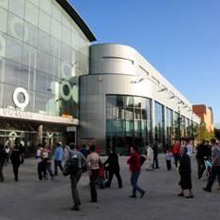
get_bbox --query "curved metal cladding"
[79,44,200,153]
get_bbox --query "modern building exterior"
[79,44,201,154]
[0,0,201,155]
[193,105,214,132]
[0,0,96,153]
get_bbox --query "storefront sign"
[2,108,33,119]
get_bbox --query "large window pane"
[38,29,50,54]
[0,0,8,9]
[5,35,23,63]
[0,7,7,33]
[25,1,39,27]
[39,10,51,34]
[9,0,25,18]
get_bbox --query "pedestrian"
[104,147,123,188]
[45,145,54,180]
[87,145,100,202]
[80,144,89,158]
[127,146,145,198]
[172,140,181,167]
[165,149,172,171]
[54,143,64,176]
[178,146,194,198]
[203,138,220,192]
[10,144,24,182]
[63,144,71,162]
[4,145,10,166]
[145,145,154,171]
[0,144,7,182]
[196,140,207,179]
[185,138,193,157]
[36,144,45,181]
[152,142,160,169]
[65,143,87,211]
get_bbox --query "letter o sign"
[13,87,29,109]
[60,81,72,101]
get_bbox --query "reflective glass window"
[39,0,51,15]
[38,29,51,54]
[51,37,61,58]
[28,0,39,7]
[0,7,7,33]
[24,22,38,47]
[5,35,23,64]
[22,43,37,69]
[36,51,51,74]
[39,10,51,34]
[51,18,61,40]
[7,13,24,41]
[9,0,25,18]
[0,32,6,58]
[25,1,39,27]
[0,0,8,9]
[51,0,62,21]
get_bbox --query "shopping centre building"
[0,0,200,154]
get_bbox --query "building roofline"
[56,0,96,42]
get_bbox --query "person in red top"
[127,146,145,198]
[172,140,181,167]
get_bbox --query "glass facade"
[0,0,90,117]
[155,101,165,147]
[106,95,152,154]
[166,107,173,146]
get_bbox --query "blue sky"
[70,0,220,124]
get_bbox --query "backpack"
[63,153,79,176]
[140,155,146,166]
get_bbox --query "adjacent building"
[79,44,200,154]
[0,0,200,154]
[193,105,214,132]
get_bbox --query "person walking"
[4,145,10,166]
[165,149,173,171]
[152,142,160,169]
[127,146,145,198]
[0,145,7,182]
[54,143,64,176]
[196,140,207,179]
[44,145,54,180]
[36,144,46,181]
[10,144,24,182]
[66,143,87,211]
[145,145,154,171]
[172,140,181,167]
[203,138,220,192]
[178,146,194,198]
[87,145,100,202]
[104,147,123,188]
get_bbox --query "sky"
[70,0,220,124]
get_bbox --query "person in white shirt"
[87,145,100,202]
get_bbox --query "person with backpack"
[64,143,87,211]
[104,147,123,188]
[87,145,101,202]
[127,146,145,198]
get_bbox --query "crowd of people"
[0,137,220,211]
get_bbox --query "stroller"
[204,156,212,177]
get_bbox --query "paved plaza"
[0,154,219,220]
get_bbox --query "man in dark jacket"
[0,145,7,182]
[153,142,160,169]
[196,140,207,179]
[10,144,24,182]
[104,148,122,188]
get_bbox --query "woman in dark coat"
[104,148,122,188]
[178,146,194,198]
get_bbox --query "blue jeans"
[131,171,145,196]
